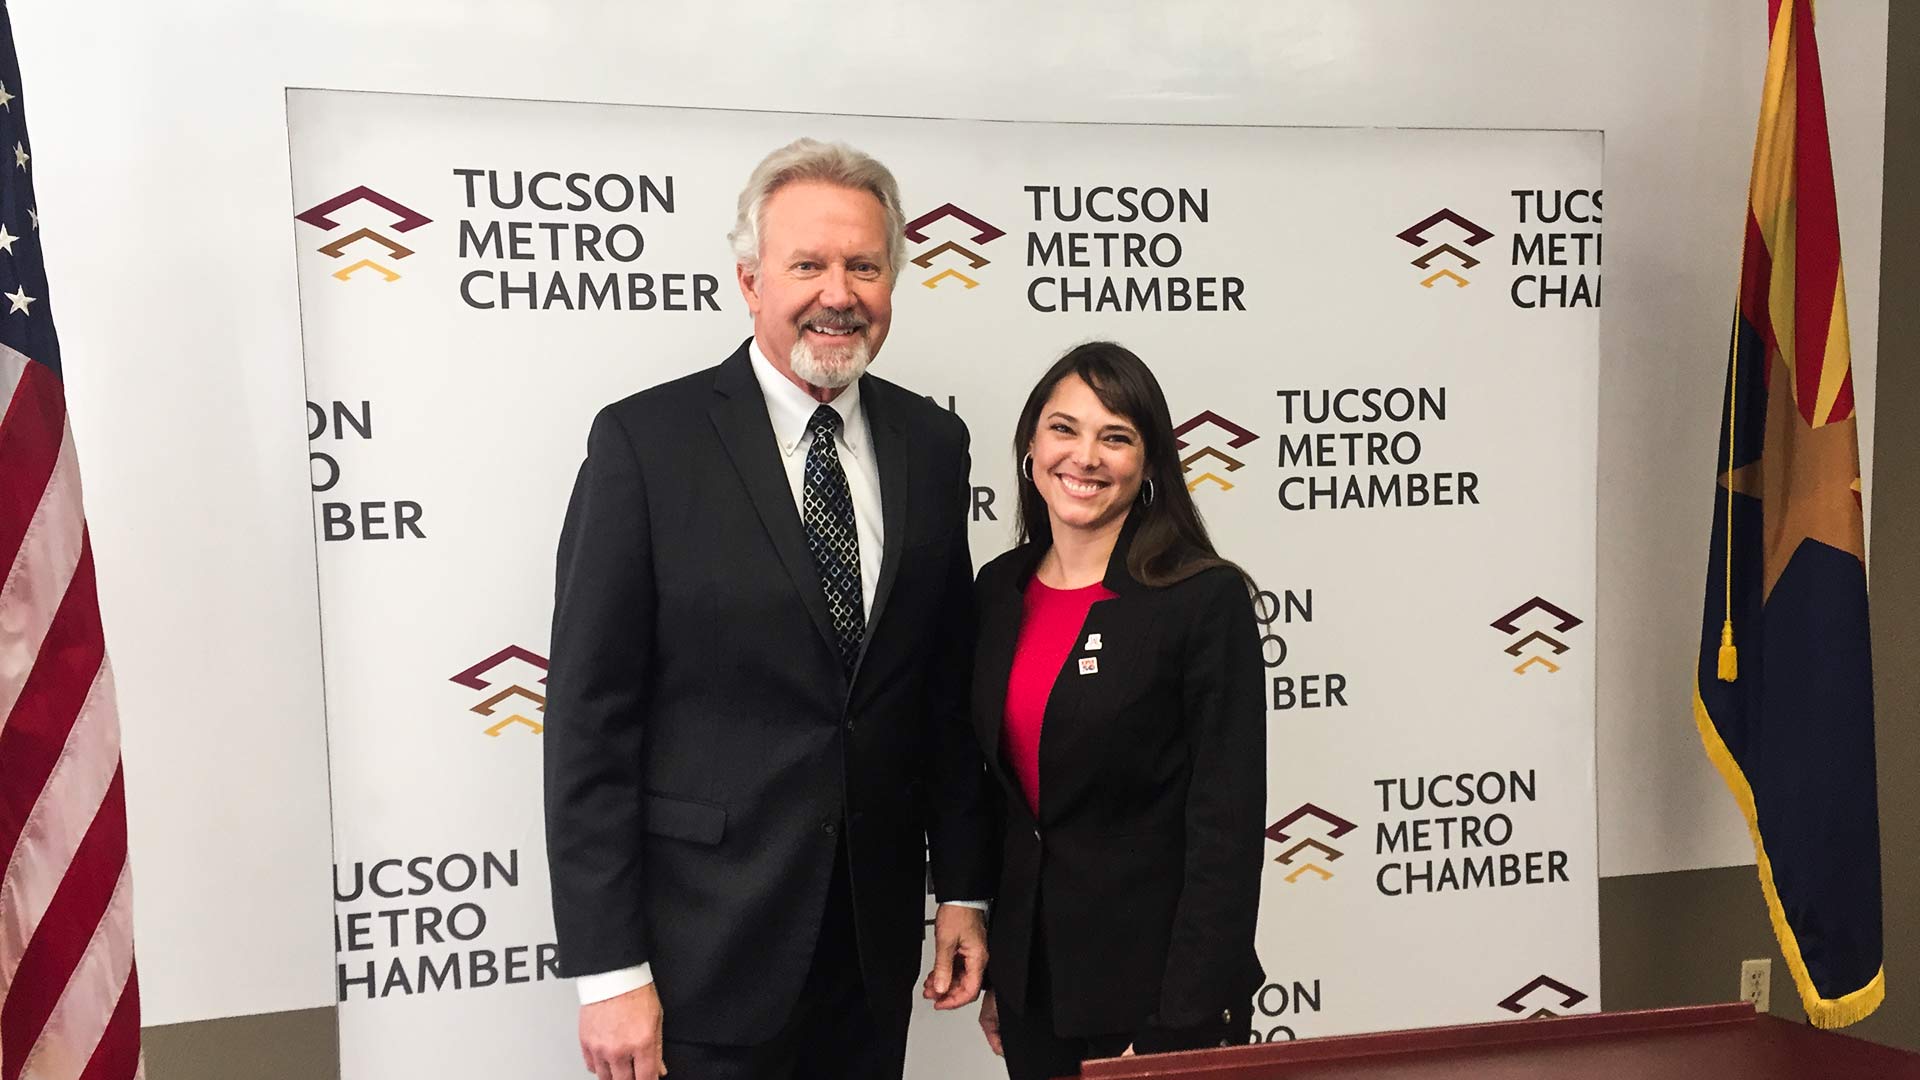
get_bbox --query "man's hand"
[922,902,989,1009]
[579,983,666,1080]
[978,989,1005,1056]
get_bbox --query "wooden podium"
[1077,1003,1920,1079]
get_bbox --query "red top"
[1002,575,1116,816]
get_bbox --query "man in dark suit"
[543,139,996,1080]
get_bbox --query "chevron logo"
[1266,804,1357,882]
[1397,208,1494,248]
[905,203,1005,291]
[1397,207,1493,290]
[1497,974,1589,1018]
[450,646,549,690]
[296,184,432,284]
[1173,411,1259,450]
[449,646,550,739]
[1174,411,1261,496]
[1491,597,1584,676]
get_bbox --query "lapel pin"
[1078,657,1099,676]
[1084,633,1103,652]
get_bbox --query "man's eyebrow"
[783,248,886,262]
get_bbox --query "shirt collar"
[748,339,867,460]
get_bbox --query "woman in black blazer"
[969,341,1266,1078]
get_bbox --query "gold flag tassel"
[1719,303,1741,683]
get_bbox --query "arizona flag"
[1694,0,1882,1028]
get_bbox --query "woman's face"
[1028,374,1146,538]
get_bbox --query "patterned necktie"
[803,405,866,675]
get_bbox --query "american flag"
[0,4,145,1077]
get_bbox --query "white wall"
[9,0,1887,1025]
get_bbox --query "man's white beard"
[790,333,871,390]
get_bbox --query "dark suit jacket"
[971,513,1266,1037]
[543,340,995,1044]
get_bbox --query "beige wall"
[1835,0,1917,1049]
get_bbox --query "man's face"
[737,181,894,392]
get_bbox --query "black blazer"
[543,340,995,1044]
[971,514,1266,1037]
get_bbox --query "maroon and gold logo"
[1491,597,1584,675]
[1173,411,1260,493]
[904,203,1005,291]
[1497,974,1588,1018]
[448,645,548,736]
[296,185,433,284]
[1397,208,1493,290]
[1265,803,1356,884]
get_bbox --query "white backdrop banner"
[287,88,1602,1077]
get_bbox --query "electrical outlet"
[1740,958,1772,1012]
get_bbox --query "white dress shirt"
[748,340,886,615]
[576,343,981,1006]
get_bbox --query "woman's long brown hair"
[1013,341,1248,589]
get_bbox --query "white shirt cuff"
[576,963,653,1004]
[575,902,986,1003]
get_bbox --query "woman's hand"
[978,990,1005,1056]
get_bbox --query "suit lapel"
[973,544,1044,791]
[1034,590,1131,823]
[1033,509,1146,821]
[858,383,912,671]
[975,600,1024,795]
[707,343,842,667]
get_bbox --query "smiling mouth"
[1056,474,1108,497]
[803,320,865,338]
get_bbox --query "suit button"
[1032,828,1041,841]
[823,821,839,836]
[1218,1037,1232,1047]
[1221,1009,1233,1023]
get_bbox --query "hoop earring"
[1021,452,1034,483]
[1140,477,1156,507]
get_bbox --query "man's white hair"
[728,138,908,286]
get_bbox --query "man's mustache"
[800,310,869,331]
